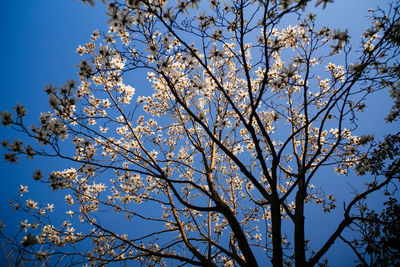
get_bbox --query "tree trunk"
[271,200,283,267]
[294,178,306,267]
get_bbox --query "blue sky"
[0,0,396,265]
[0,1,108,263]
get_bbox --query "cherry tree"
[1,0,399,266]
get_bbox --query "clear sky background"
[0,0,397,266]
